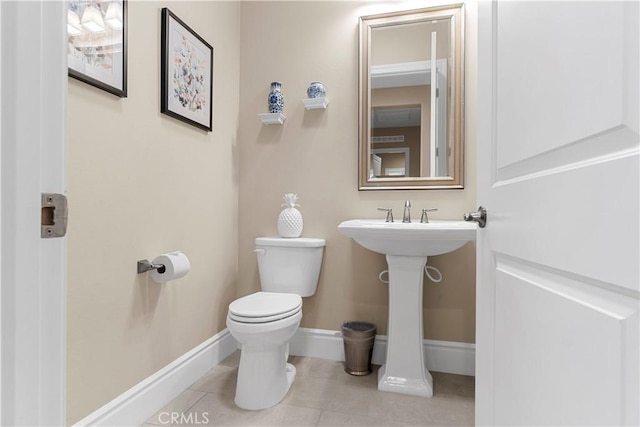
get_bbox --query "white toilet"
[226,237,325,410]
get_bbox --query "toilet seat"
[228,292,302,323]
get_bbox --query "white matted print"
[161,8,213,132]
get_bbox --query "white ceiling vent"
[371,135,405,143]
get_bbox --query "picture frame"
[67,0,128,97]
[161,8,214,132]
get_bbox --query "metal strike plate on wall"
[41,193,68,238]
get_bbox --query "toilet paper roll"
[150,251,190,283]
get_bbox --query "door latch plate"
[41,193,68,238]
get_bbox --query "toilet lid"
[228,292,302,323]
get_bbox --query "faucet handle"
[404,200,411,207]
[420,208,438,223]
[377,207,394,222]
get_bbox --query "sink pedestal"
[378,255,433,397]
[337,218,477,397]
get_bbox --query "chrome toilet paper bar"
[137,259,166,274]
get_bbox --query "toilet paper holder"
[137,259,166,274]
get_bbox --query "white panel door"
[1,1,67,425]
[476,1,639,425]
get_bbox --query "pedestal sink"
[338,219,476,397]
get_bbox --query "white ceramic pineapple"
[277,193,303,238]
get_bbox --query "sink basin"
[338,218,477,398]
[338,219,476,256]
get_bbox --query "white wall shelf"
[302,97,329,110]
[259,113,286,125]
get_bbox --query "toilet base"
[234,345,297,410]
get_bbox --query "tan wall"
[66,1,240,424]
[238,1,477,343]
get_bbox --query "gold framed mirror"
[359,4,465,190]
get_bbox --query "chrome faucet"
[402,200,411,223]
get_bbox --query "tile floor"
[143,351,474,427]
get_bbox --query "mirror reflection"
[359,5,465,190]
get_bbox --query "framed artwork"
[161,8,213,132]
[67,0,127,97]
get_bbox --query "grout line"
[170,392,213,427]
[180,391,208,416]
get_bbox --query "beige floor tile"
[281,365,384,414]
[316,410,405,426]
[288,356,347,380]
[143,354,474,427]
[218,350,241,368]
[238,403,322,426]
[432,371,475,399]
[283,365,474,426]
[175,392,322,426]
[187,364,237,396]
[171,392,245,426]
[365,391,474,426]
[145,389,206,426]
[339,365,381,389]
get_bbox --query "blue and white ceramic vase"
[306,81,326,98]
[268,81,284,113]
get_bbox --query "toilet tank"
[255,237,325,297]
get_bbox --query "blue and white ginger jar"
[268,81,284,113]
[306,81,326,98]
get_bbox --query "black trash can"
[341,321,376,376]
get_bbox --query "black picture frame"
[161,8,214,132]
[67,0,128,98]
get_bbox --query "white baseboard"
[74,327,474,426]
[72,329,237,427]
[290,327,476,376]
